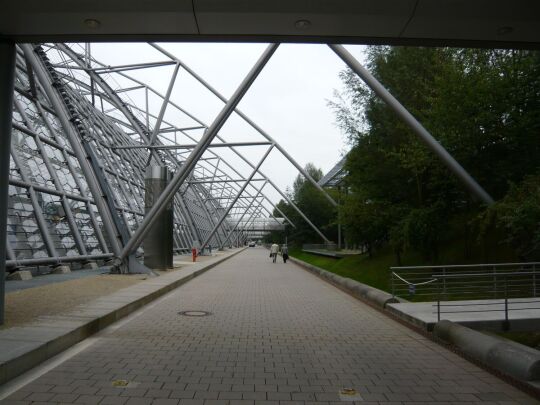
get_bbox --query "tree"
[267,163,337,246]
[331,46,540,263]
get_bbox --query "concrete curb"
[0,248,246,385]
[289,255,540,386]
[288,256,400,309]
[433,320,540,381]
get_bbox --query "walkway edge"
[290,255,540,388]
[0,248,246,386]
[434,320,540,381]
[288,256,400,308]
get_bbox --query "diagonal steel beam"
[219,181,267,249]
[65,44,304,236]
[116,43,279,264]
[146,62,181,160]
[200,145,274,251]
[111,141,272,150]
[329,44,494,205]
[149,43,338,207]
[77,57,295,225]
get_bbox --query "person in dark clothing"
[281,244,289,263]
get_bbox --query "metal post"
[442,267,446,296]
[534,264,537,298]
[493,265,497,299]
[329,44,494,205]
[504,276,509,331]
[0,42,15,325]
[117,44,279,264]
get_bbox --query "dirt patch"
[2,274,147,329]
[1,252,226,330]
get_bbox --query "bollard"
[192,248,197,262]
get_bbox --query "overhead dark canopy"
[2,0,540,47]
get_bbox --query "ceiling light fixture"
[84,19,101,29]
[496,26,514,36]
[295,19,312,30]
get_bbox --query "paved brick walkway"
[2,248,538,404]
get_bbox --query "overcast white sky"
[86,43,367,203]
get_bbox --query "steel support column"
[0,42,15,325]
[329,44,494,205]
[117,44,279,265]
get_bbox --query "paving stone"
[50,393,80,402]
[100,396,129,404]
[124,398,153,405]
[76,394,105,404]
[3,249,538,405]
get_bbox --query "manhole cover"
[339,388,363,401]
[178,310,212,317]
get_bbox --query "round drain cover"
[178,310,212,317]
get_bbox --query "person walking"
[281,244,289,263]
[270,242,279,263]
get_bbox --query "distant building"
[318,155,347,188]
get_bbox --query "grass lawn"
[291,245,540,350]
[290,239,518,298]
[492,331,540,350]
[290,247,395,292]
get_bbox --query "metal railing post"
[442,267,446,296]
[504,275,509,331]
[533,264,537,298]
[493,265,497,299]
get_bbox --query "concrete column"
[144,166,173,270]
[0,42,15,325]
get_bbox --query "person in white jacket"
[270,243,279,263]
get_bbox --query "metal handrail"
[391,272,438,286]
[391,263,540,329]
[391,261,540,271]
[431,271,540,327]
[432,270,540,278]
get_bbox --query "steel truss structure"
[1,41,495,324]
[6,42,342,275]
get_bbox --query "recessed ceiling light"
[84,19,101,29]
[295,19,312,30]
[496,26,514,36]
